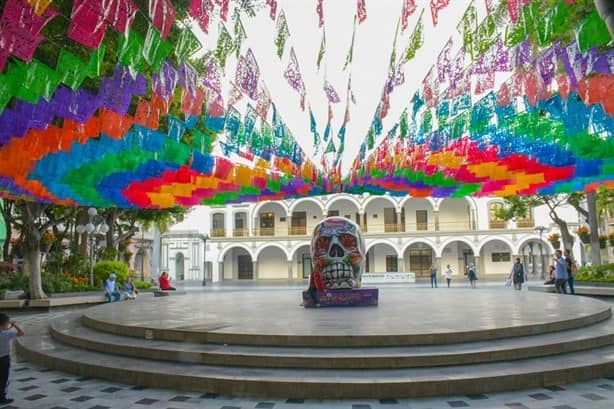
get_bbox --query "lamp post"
[535,225,546,279]
[76,208,109,287]
[202,233,209,286]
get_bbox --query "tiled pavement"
[4,288,614,409]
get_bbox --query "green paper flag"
[175,28,202,63]
[403,9,424,62]
[57,49,88,90]
[118,30,146,73]
[325,138,336,154]
[233,14,247,58]
[275,11,290,59]
[86,45,106,78]
[344,16,357,70]
[576,10,611,52]
[215,24,235,68]
[317,30,326,70]
[144,25,172,72]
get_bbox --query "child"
[0,313,25,405]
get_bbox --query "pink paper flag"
[357,0,367,24]
[401,0,417,32]
[149,0,176,39]
[317,0,324,28]
[430,0,450,26]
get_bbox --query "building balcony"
[489,220,506,229]
[211,228,226,238]
[516,219,535,228]
[233,228,248,237]
[289,226,307,235]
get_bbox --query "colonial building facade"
[162,194,584,282]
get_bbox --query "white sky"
[191,0,494,173]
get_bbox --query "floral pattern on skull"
[309,217,366,291]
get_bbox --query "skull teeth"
[322,263,354,289]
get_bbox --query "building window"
[260,212,275,236]
[327,210,339,217]
[386,255,398,272]
[416,210,428,231]
[491,252,511,262]
[291,211,307,235]
[234,213,247,237]
[211,213,225,237]
[384,208,397,232]
[489,203,506,229]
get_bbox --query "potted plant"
[577,226,590,244]
[547,233,561,249]
[40,231,57,252]
[599,234,608,249]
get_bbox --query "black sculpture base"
[302,287,379,308]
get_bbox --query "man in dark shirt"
[564,249,575,295]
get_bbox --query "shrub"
[93,260,130,288]
[97,247,118,261]
[575,263,614,283]
[134,280,153,290]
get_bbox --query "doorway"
[409,247,433,277]
[302,254,312,279]
[175,253,185,281]
[237,255,253,279]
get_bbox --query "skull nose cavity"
[329,243,345,258]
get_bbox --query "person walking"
[554,249,568,294]
[467,263,478,288]
[564,249,576,295]
[429,263,438,288]
[444,264,453,288]
[0,313,25,405]
[510,258,525,290]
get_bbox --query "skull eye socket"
[339,233,357,249]
[315,236,331,251]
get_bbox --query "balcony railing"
[516,219,535,228]
[289,226,307,235]
[384,224,399,233]
[489,220,506,229]
[233,228,248,237]
[257,227,276,236]
[211,228,226,237]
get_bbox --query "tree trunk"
[557,220,575,252]
[2,220,10,261]
[587,191,602,265]
[105,207,118,257]
[25,245,45,299]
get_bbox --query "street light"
[76,208,109,286]
[535,225,546,279]
[202,233,209,286]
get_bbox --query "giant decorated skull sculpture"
[309,217,366,291]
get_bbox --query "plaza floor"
[5,282,614,408]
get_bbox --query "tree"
[1,201,76,299]
[497,194,577,251]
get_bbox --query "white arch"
[399,196,436,211]
[252,200,289,219]
[400,239,438,256]
[515,237,554,255]
[325,194,362,213]
[291,243,311,259]
[438,238,478,258]
[361,194,400,213]
[477,237,515,255]
[255,243,291,261]
[438,196,477,213]
[217,244,255,263]
[366,239,401,258]
[288,197,325,214]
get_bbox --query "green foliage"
[0,270,29,291]
[575,264,614,283]
[97,247,119,262]
[134,280,153,290]
[93,260,130,287]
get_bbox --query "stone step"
[49,313,614,369]
[79,294,613,347]
[16,322,614,399]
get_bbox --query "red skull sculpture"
[309,217,366,291]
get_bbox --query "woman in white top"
[444,264,453,288]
